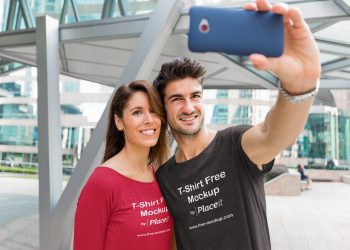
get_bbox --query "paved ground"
[0,175,39,250]
[267,182,350,250]
[1,175,350,250]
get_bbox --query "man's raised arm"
[241,0,321,169]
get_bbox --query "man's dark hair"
[153,57,206,100]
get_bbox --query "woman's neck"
[102,144,154,182]
[119,144,150,171]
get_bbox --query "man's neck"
[174,127,217,163]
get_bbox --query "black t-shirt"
[156,125,274,250]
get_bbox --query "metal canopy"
[0,0,350,90]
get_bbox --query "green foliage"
[0,166,38,174]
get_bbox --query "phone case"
[188,6,284,57]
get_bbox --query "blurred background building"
[0,0,349,171]
[2,71,349,169]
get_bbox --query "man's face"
[163,77,205,137]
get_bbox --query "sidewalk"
[267,182,350,250]
[0,215,38,250]
[1,176,350,249]
[0,176,39,249]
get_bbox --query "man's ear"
[114,114,123,131]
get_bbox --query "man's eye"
[193,94,201,99]
[171,97,180,102]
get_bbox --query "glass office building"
[0,0,157,168]
[209,89,350,166]
[303,109,350,163]
[2,80,347,167]
[0,68,113,167]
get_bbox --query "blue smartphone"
[188,6,284,57]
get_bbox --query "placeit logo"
[198,18,210,33]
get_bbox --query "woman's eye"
[132,110,142,115]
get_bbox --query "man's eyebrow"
[192,91,202,95]
[167,91,202,100]
[167,94,182,100]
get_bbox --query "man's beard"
[169,114,205,139]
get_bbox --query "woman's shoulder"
[91,166,117,177]
[84,166,121,191]
[77,167,120,205]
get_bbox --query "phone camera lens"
[199,18,210,33]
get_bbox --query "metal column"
[36,15,62,250]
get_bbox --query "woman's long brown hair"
[102,80,169,166]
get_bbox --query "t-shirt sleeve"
[73,172,113,250]
[155,164,167,199]
[230,125,274,174]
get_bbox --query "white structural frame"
[35,15,63,249]
[0,0,349,249]
[0,1,350,89]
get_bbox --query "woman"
[297,164,312,190]
[74,80,173,250]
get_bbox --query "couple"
[74,0,321,249]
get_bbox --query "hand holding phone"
[188,6,284,57]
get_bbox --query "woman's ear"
[114,114,124,131]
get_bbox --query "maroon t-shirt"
[74,166,173,250]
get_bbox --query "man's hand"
[244,0,321,94]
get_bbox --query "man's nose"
[182,99,195,114]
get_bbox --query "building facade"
[207,89,350,166]
[0,67,112,168]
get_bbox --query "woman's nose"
[144,111,154,124]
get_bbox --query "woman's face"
[115,91,161,149]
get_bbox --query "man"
[153,0,320,249]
